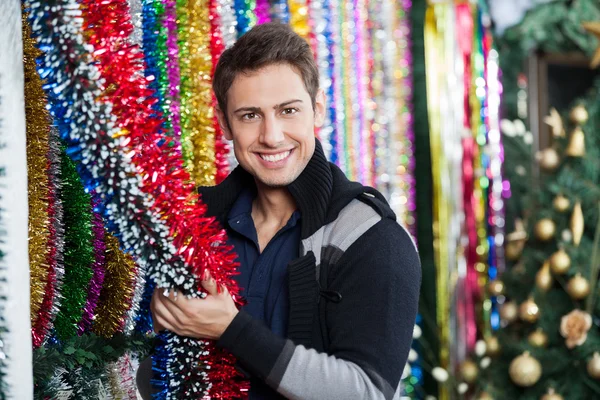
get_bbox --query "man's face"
[217,63,325,188]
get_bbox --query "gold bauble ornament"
[549,249,571,275]
[587,352,600,379]
[553,195,570,213]
[536,261,553,291]
[534,219,556,241]
[567,274,591,300]
[505,241,525,261]
[488,280,505,296]
[500,301,519,324]
[536,148,560,171]
[544,108,565,138]
[506,219,528,261]
[485,336,501,356]
[476,392,494,400]
[519,298,540,323]
[528,328,548,347]
[571,201,584,247]
[460,359,479,384]
[566,127,586,157]
[509,352,542,387]
[582,22,600,69]
[541,388,564,400]
[569,105,589,125]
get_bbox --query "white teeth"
[260,151,290,162]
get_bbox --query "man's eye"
[242,113,258,120]
[282,108,298,115]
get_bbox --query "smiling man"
[142,22,421,399]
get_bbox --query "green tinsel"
[410,0,439,398]
[53,148,94,340]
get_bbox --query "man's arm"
[218,218,421,400]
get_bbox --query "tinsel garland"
[162,0,183,138]
[234,0,256,37]
[209,0,231,184]
[330,0,345,170]
[32,127,65,348]
[107,352,139,399]
[93,233,137,338]
[289,0,311,42]
[255,0,270,23]
[53,148,94,341]
[310,0,337,162]
[177,0,218,186]
[392,0,416,232]
[25,0,245,397]
[77,196,107,335]
[23,22,52,323]
[23,17,66,347]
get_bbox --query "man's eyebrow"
[233,106,262,114]
[274,99,303,109]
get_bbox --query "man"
[141,22,420,399]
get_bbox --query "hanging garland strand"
[32,127,65,347]
[210,0,231,184]
[77,196,108,335]
[23,20,52,324]
[93,233,137,338]
[177,0,217,186]
[53,148,95,341]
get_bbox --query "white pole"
[0,1,34,398]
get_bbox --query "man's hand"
[150,270,239,340]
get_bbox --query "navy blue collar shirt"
[226,187,301,399]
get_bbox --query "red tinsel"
[209,0,230,185]
[79,0,247,397]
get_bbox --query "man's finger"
[201,270,219,296]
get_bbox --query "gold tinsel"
[93,233,137,338]
[289,0,311,42]
[180,0,216,186]
[23,16,52,321]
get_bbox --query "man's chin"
[255,174,296,189]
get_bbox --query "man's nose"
[259,114,285,146]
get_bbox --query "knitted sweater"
[199,140,421,400]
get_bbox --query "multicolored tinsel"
[26,0,246,397]
[53,149,94,341]
[162,0,183,139]
[77,196,107,335]
[310,0,337,162]
[107,352,139,399]
[32,127,65,347]
[391,0,416,233]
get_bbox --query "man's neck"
[251,180,297,228]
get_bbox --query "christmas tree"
[475,91,600,400]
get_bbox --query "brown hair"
[212,23,319,118]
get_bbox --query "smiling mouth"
[259,150,292,163]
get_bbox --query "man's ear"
[314,89,326,128]
[216,107,233,140]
